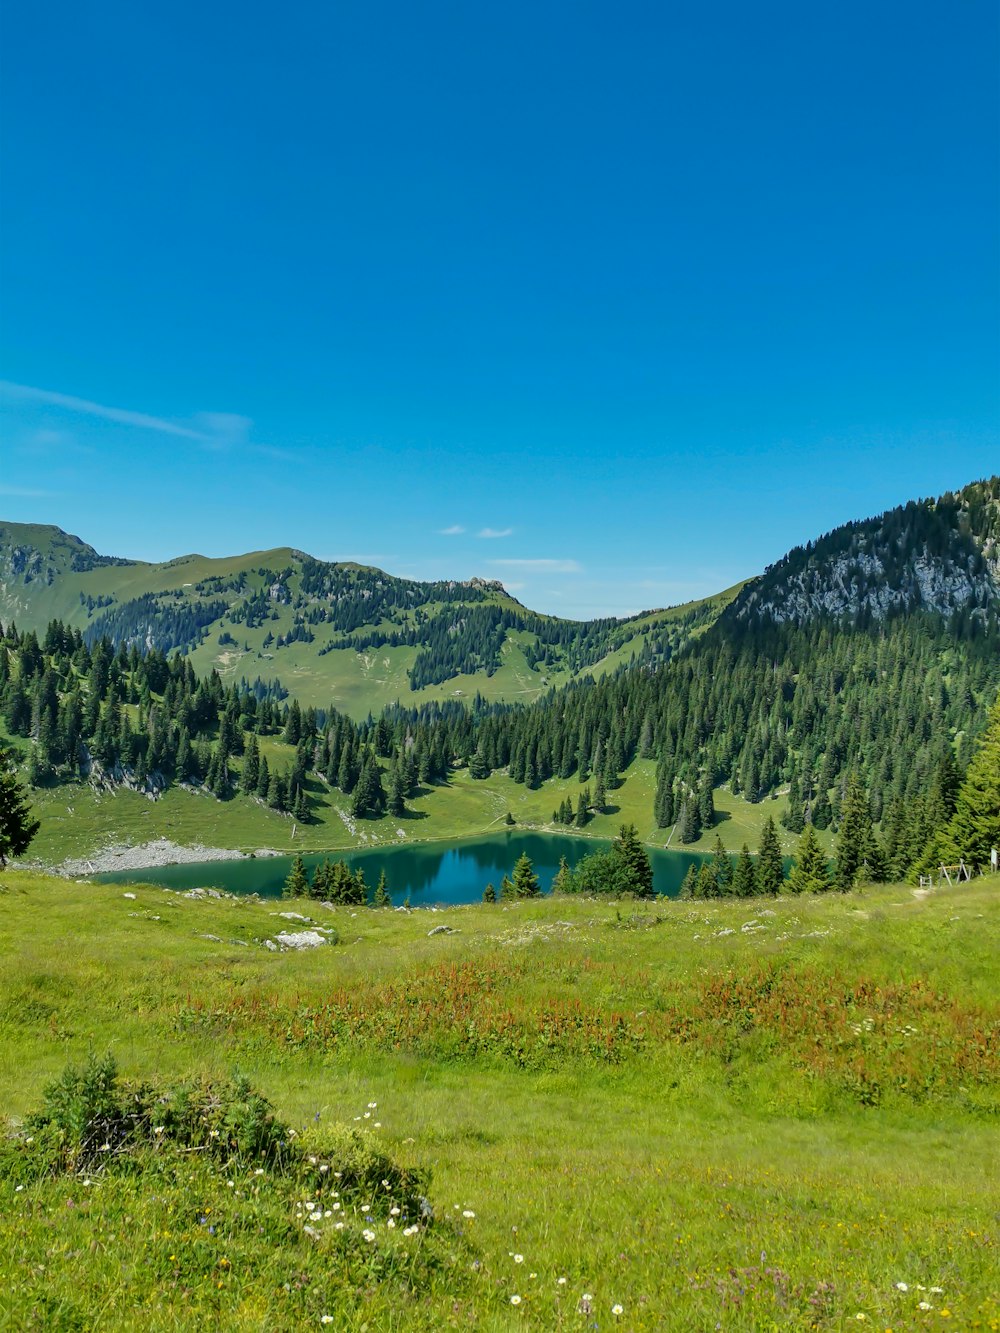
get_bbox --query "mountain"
[0,523,742,719]
[727,477,1000,629]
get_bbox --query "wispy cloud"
[0,381,294,460]
[0,484,60,498]
[478,526,513,539]
[489,558,583,574]
[438,524,466,536]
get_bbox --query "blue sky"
[1,0,997,618]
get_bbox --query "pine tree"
[499,874,514,901]
[679,863,699,899]
[612,823,654,897]
[732,844,757,898]
[835,773,871,890]
[710,834,734,895]
[677,798,700,845]
[374,870,391,907]
[698,781,715,832]
[695,863,716,898]
[787,822,830,893]
[0,747,40,868]
[756,816,784,895]
[923,695,1000,871]
[242,733,260,793]
[482,881,497,903]
[283,853,310,899]
[551,856,571,894]
[512,851,541,898]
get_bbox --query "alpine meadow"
[1,478,999,1328]
[2,1,999,1328]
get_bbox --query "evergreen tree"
[710,834,734,895]
[920,695,1000,872]
[756,816,784,895]
[611,823,655,897]
[283,853,310,899]
[677,797,700,845]
[374,870,391,907]
[482,881,497,903]
[698,780,715,832]
[551,856,571,894]
[498,873,514,901]
[835,773,871,890]
[787,823,830,894]
[242,733,260,793]
[0,747,40,867]
[695,862,717,898]
[732,844,757,898]
[512,851,541,898]
[679,863,699,899]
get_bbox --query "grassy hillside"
[1,871,997,1329]
[22,755,815,866]
[0,521,742,719]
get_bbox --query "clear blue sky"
[1,1,997,617]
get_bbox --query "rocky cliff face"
[729,477,1000,627]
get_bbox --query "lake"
[94,831,707,905]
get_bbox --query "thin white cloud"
[438,524,466,536]
[489,558,583,574]
[0,381,294,459]
[478,526,513,539]
[0,484,60,498]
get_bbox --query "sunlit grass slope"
[0,871,997,1329]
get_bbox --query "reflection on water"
[95,830,707,905]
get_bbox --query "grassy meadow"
[1,870,997,1330]
[24,755,820,868]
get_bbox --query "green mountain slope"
[0,522,742,717]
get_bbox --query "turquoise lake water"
[95,831,707,905]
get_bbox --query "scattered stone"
[278,911,313,923]
[273,930,328,950]
[427,924,458,936]
[122,892,137,900]
[199,933,223,942]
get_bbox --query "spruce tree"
[732,844,757,898]
[756,816,784,895]
[283,853,310,899]
[923,695,1000,872]
[835,773,871,890]
[612,823,654,897]
[0,747,40,868]
[679,863,699,899]
[512,851,541,898]
[482,881,497,903]
[374,870,391,907]
[710,834,734,895]
[787,823,830,893]
[551,856,571,894]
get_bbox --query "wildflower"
[368,1102,378,1109]
[390,1207,401,1216]
[463,1210,476,1219]
[387,1219,396,1229]
[918,1302,932,1311]
[324,1211,332,1218]
[321,1317,334,1325]
[363,1229,376,1243]
[373,1121,382,1128]
[154,1126,165,1135]
[896,1283,908,1292]
[335,1222,345,1231]
[929,1287,944,1294]
[854,1317,866,1323]
[309,1156,318,1165]
[612,1304,624,1316]
[364,1112,371,1119]
[319,1164,329,1174]
[15,1186,24,1193]
[510,1295,522,1306]
[403,1225,418,1236]
[254,1168,264,1176]
[513,1254,524,1263]
[557,1277,567,1286]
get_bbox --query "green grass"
[1,870,997,1329]
[24,755,823,866]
